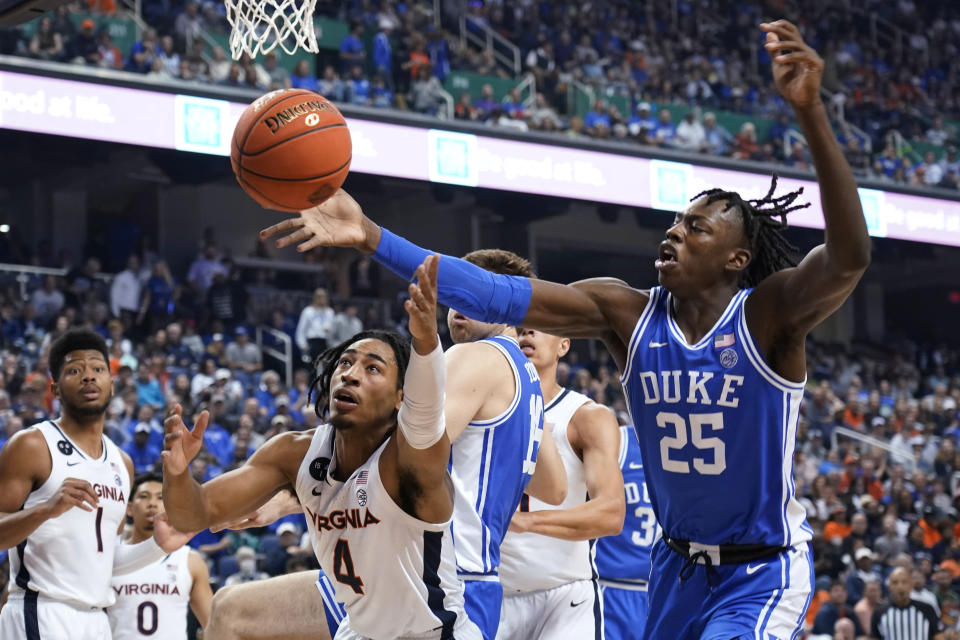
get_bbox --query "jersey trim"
[588,540,603,640]
[467,337,522,428]
[664,289,748,350]
[619,288,660,387]
[316,572,346,626]
[48,420,109,462]
[474,428,495,572]
[544,388,570,412]
[422,531,456,639]
[735,298,805,392]
[16,541,40,640]
[597,578,648,591]
[616,427,628,469]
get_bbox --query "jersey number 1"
[333,539,365,595]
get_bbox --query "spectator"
[187,245,225,296]
[224,546,269,586]
[652,109,676,148]
[330,305,362,345]
[97,31,123,70]
[317,65,344,101]
[501,87,525,120]
[182,39,210,80]
[224,327,262,374]
[347,64,371,105]
[702,112,733,155]
[527,92,560,129]
[627,102,657,139]
[157,35,180,77]
[174,1,204,51]
[203,396,233,466]
[401,33,429,81]
[29,17,64,61]
[813,581,866,637]
[408,65,446,115]
[295,288,334,365]
[927,116,950,146]
[846,547,881,605]
[123,422,160,473]
[674,111,706,152]
[290,59,319,92]
[139,260,177,333]
[134,362,164,409]
[208,46,230,83]
[338,20,365,74]
[127,28,160,74]
[262,52,290,89]
[372,20,392,81]
[832,617,855,640]
[917,151,945,187]
[855,578,883,634]
[474,83,499,120]
[348,255,380,297]
[843,138,872,177]
[31,276,64,326]
[110,254,142,324]
[425,26,450,81]
[370,75,393,108]
[584,99,611,135]
[68,19,100,66]
[786,142,811,170]
[732,122,760,160]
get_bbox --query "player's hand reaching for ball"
[161,404,209,476]
[405,255,440,356]
[260,189,381,254]
[761,20,824,109]
[42,478,99,518]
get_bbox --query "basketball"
[231,89,352,212]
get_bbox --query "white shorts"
[334,614,484,640]
[496,579,602,640]
[0,593,111,640]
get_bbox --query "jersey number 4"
[333,539,365,595]
[657,411,726,475]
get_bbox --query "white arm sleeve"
[398,339,446,450]
[113,536,168,575]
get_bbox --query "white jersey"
[9,420,131,609]
[108,546,192,640]
[499,389,598,593]
[295,425,471,639]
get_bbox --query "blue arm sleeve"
[372,227,532,326]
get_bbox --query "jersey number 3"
[333,539,365,595]
[657,411,726,475]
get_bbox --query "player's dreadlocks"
[308,330,411,420]
[691,174,809,288]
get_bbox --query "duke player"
[163,256,484,639]
[594,425,657,640]
[0,330,190,640]
[108,473,212,640]
[262,20,871,639]
[497,328,623,640]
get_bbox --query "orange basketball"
[231,89,352,212]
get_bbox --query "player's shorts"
[462,578,503,640]
[0,592,112,640]
[316,570,346,637]
[496,579,602,640]
[334,613,485,639]
[598,579,648,640]
[643,539,814,640]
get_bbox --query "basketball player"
[107,472,213,640]
[0,329,191,640]
[496,328,624,640]
[199,250,565,640]
[163,256,484,639]
[594,425,657,640]
[261,19,870,638]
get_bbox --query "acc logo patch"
[356,488,367,506]
[309,457,330,482]
[56,440,74,456]
[719,348,738,369]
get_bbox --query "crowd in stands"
[0,225,960,635]
[2,0,959,192]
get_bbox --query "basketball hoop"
[224,0,319,60]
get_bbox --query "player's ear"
[557,338,571,359]
[395,388,403,412]
[726,247,751,275]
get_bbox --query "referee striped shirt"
[870,599,940,640]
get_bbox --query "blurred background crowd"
[1,0,959,190]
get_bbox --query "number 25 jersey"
[620,287,811,548]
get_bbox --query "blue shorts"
[315,570,345,637]
[463,579,503,640]
[643,539,813,640]
[599,581,648,640]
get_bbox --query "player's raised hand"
[259,189,376,253]
[761,20,824,109]
[151,511,197,553]
[42,478,99,518]
[405,254,440,355]
[161,404,209,476]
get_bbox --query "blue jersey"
[620,287,810,547]
[449,335,544,577]
[595,425,655,585]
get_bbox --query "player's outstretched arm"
[259,192,647,344]
[386,255,456,524]
[0,430,99,550]
[511,404,624,540]
[748,21,870,356]
[162,411,306,532]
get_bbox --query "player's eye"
[338,358,352,368]
[368,365,380,374]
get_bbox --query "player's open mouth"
[333,390,359,410]
[519,341,535,355]
[81,387,100,399]
[655,244,679,271]
[450,313,469,326]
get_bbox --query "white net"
[224,0,319,60]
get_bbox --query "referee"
[870,567,942,640]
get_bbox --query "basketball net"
[224,0,319,59]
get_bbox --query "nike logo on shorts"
[745,563,767,575]
[570,599,588,608]
[628,462,643,470]
[66,461,81,467]
[648,341,668,348]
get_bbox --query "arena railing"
[256,324,292,387]
[0,262,110,300]
[830,426,916,473]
